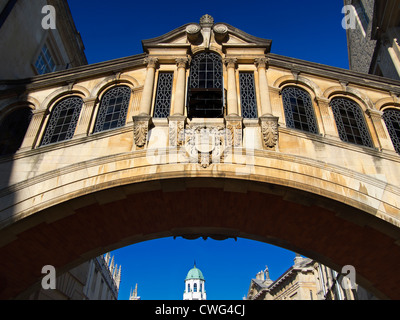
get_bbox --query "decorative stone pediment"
[142,14,272,55]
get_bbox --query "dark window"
[282,86,318,134]
[330,97,373,147]
[41,96,83,146]
[194,283,197,292]
[0,107,32,156]
[239,72,258,119]
[35,44,57,75]
[383,108,400,154]
[188,52,224,118]
[93,86,131,133]
[153,72,174,118]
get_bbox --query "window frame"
[281,86,319,134]
[92,85,132,134]
[239,71,258,119]
[330,96,373,148]
[382,107,400,154]
[40,96,83,146]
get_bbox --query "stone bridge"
[0,15,400,299]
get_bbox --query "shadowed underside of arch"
[0,177,400,300]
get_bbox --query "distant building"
[28,253,121,300]
[0,0,87,80]
[246,254,377,300]
[345,0,400,80]
[183,263,206,300]
[129,283,141,300]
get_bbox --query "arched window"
[281,86,318,134]
[188,284,191,292]
[93,86,131,133]
[194,283,197,292]
[188,52,223,118]
[382,108,400,154]
[41,96,83,146]
[330,97,373,147]
[200,283,203,293]
[0,107,32,156]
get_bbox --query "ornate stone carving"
[213,23,228,42]
[225,115,243,147]
[184,125,226,168]
[224,57,238,69]
[186,24,202,43]
[175,57,190,69]
[260,116,279,149]
[168,115,186,147]
[200,14,214,28]
[133,114,151,149]
[144,57,159,69]
[254,57,270,69]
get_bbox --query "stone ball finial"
[200,14,214,27]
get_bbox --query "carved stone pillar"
[259,115,279,150]
[173,57,189,116]
[20,109,46,150]
[224,57,239,116]
[138,57,158,116]
[255,58,272,116]
[74,97,96,137]
[366,109,396,152]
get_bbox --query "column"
[138,57,158,115]
[224,57,239,116]
[168,58,189,147]
[255,58,272,116]
[383,37,400,79]
[224,57,242,147]
[172,57,189,116]
[133,57,158,149]
[255,58,279,150]
[20,109,46,150]
[74,97,97,137]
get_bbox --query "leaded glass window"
[93,86,131,133]
[239,72,258,119]
[41,97,83,146]
[330,97,373,147]
[153,72,173,118]
[383,108,400,154]
[0,107,32,156]
[189,52,223,89]
[187,52,224,118]
[281,86,318,134]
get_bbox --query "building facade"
[183,263,206,300]
[28,253,121,300]
[345,0,400,80]
[0,0,87,80]
[246,254,377,300]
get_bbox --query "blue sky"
[67,1,350,300]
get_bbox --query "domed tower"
[183,262,206,300]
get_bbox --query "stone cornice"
[267,53,400,94]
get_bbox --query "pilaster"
[74,97,97,137]
[366,108,396,152]
[315,97,340,140]
[20,109,46,150]
[255,58,272,116]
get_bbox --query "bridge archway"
[1,154,400,300]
